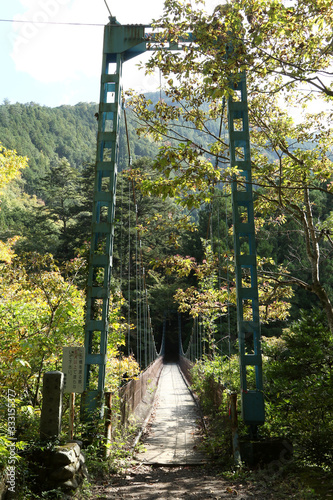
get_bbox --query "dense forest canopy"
[0,97,315,329]
[128,0,333,331]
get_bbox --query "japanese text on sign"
[62,347,85,394]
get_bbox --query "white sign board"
[62,347,85,394]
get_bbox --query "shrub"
[262,308,333,467]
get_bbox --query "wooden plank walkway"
[135,363,207,465]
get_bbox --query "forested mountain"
[0,99,161,257]
[0,101,97,195]
[0,100,160,195]
[0,96,222,261]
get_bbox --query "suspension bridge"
[81,17,266,464]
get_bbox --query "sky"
[0,0,221,108]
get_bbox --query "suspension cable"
[217,97,232,384]
[123,100,158,369]
[103,0,113,18]
[128,177,131,358]
[225,193,232,385]
[218,97,227,382]
[135,203,140,365]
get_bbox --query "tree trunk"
[302,187,333,334]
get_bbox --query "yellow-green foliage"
[0,253,85,402]
[0,143,28,192]
[105,355,140,393]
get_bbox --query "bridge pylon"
[228,72,265,430]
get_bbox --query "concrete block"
[40,371,64,441]
[62,477,79,490]
[50,465,76,481]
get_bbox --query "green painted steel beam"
[104,23,147,61]
[81,44,123,419]
[227,72,265,427]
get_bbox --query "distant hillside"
[0,101,97,194]
[0,100,159,197]
[0,98,161,258]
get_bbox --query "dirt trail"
[90,462,313,499]
[90,363,260,499]
[89,361,317,500]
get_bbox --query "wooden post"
[104,392,112,458]
[69,393,75,440]
[230,392,242,466]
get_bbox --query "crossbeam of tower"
[82,18,265,430]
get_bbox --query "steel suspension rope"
[123,98,133,369]
[217,97,228,382]
[123,102,159,369]
[136,204,140,366]
[225,193,232,385]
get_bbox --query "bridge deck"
[135,363,207,465]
